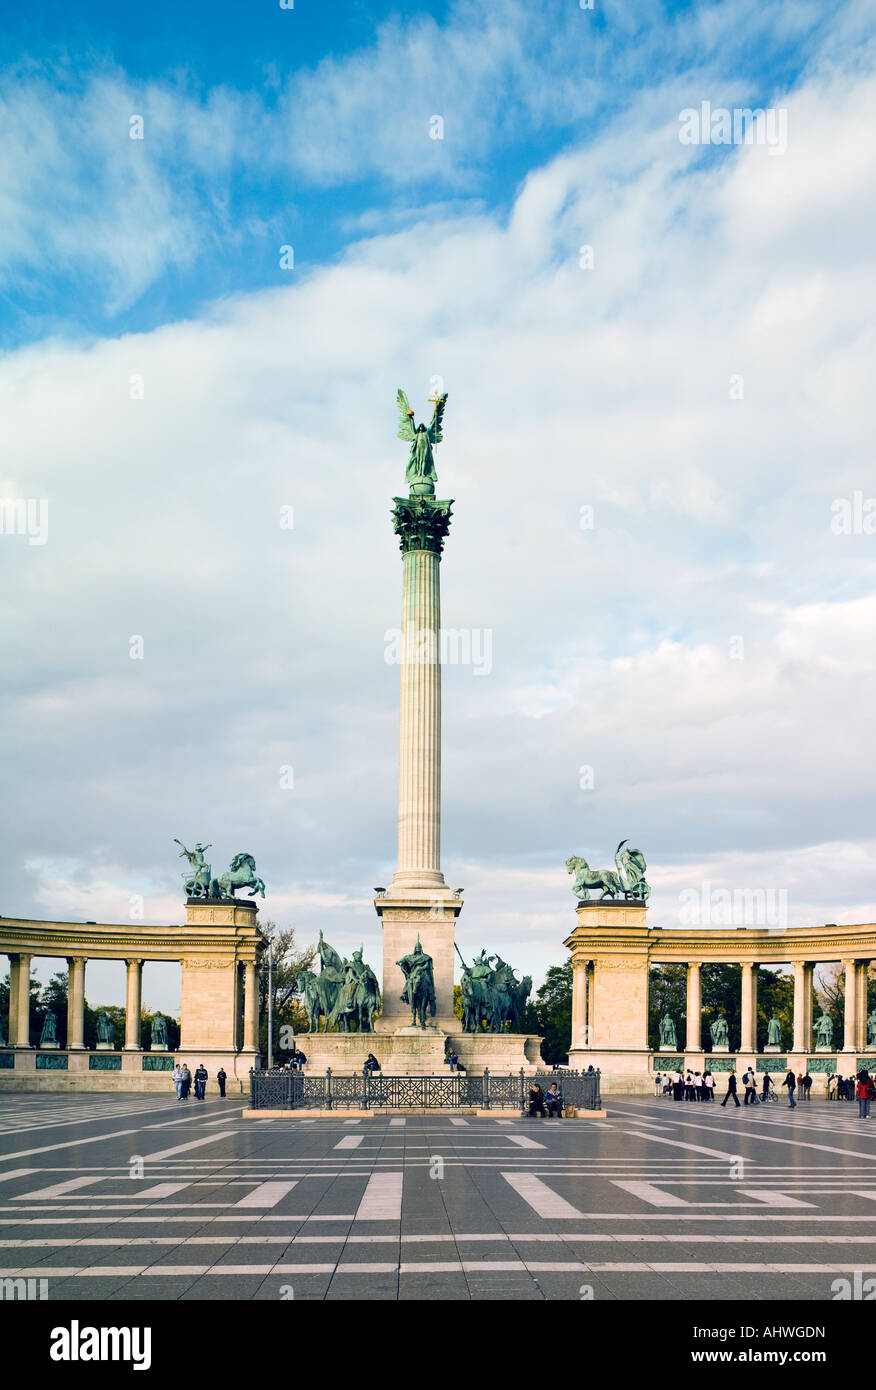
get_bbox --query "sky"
[2,0,876,1015]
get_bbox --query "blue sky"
[0,0,847,347]
[2,0,876,1012]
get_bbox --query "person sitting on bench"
[545,1082,564,1118]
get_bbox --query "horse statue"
[397,936,436,1028]
[490,959,532,1032]
[328,950,382,1033]
[210,852,265,900]
[296,969,337,1034]
[565,855,624,902]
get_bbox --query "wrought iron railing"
[249,1067,601,1112]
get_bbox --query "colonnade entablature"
[565,902,876,1075]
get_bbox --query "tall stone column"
[67,956,86,1049]
[14,953,32,1047]
[740,961,757,1052]
[243,961,259,1052]
[8,956,20,1046]
[685,962,702,1051]
[572,958,589,1048]
[855,960,870,1051]
[792,961,807,1052]
[376,485,461,1032]
[842,959,857,1053]
[124,959,143,1050]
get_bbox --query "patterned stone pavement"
[0,1091,874,1300]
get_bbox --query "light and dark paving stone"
[0,1092,874,1300]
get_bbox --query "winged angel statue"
[397,388,448,493]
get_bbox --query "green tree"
[648,965,687,1050]
[531,963,572,1065]
[258,920,316,1059]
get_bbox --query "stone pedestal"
[765,1045,782,1053]
[40,1041,60,1049]
[94,1042,114,1051]
[294,1028,542,1076]
[180,898,260,1055]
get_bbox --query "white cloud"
[3,28,876,1009]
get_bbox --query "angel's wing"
[396,388,416,442]
[428,392,448,444]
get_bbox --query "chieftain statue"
[457,947,531,1033]
[96,1012,114,1046]
[767,1014,783,1047]
[869,1009,876,1048]
[295,931,381,1033]
[566,841,651,903]
[814,1011,834,1048]
[40,1010,58,1046]
[710,1014,730,1049]
[659,1013,677,1049]
[397,935,437,1028]
[396,388,448,495]
[150,1013,168,1049]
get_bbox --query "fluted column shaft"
[685,962,702,1051]
[394,548,445,887]
[855,960,870,1051]
[740,962,757,1052]
[243,962,259,1051]
[792,962,807,1052]
[842,959,857,1052]
[124,959,142,1050]
[67,957,86,1049]
[573,960,588,1048]
[14,954,32,1047]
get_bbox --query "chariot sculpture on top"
[175,840,266,900]
[566,841,651,903]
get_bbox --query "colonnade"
[3,951,260,1052]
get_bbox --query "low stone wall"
[290,1030,542,1075]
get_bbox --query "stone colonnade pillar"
[124,959,143,1050]
[243,962,259,1051]
[740,961,758,1052]
[842,959,857,1053]
[855,960,871,1051]
[685,962,702,1051]
[572,958,589,1048]
[792,961,808,1052]
[67,956,86,1049]
[14,954,32,1047]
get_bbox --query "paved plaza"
[0,1093,874,1301]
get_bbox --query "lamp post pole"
[267,950,274,1070]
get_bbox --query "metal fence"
[249,1067,601,1112]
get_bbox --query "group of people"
[172,1063,225,1100]
[656,1070,716,1101]
[657,1067,875,1114]
[527,1081,565,1118]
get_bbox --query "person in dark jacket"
[545,1082,564,1118]
[179,1064,191,1099]
[721,1072,740,1108]
[783,1069,797,1108]
[363,1053,381,1074]
[216,1067,227,1098]
[194,1064,208,1100]
[528,1084,546,1117]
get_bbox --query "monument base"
[765,1045,782,1053]
[40,1041,60,1049]
[95,1042,114,1051]
[659,1045,678,1052]
[294,1029,542,1076]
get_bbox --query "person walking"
[179,1063,191,1100]
[172,1063,184,1101]
[721,1072,740,1108]
[217,1067,227,1098]
[742,1070,756,1105]
[857,1070,874,1119]
[783,1069,797,1108]
[194,1063,208,1100]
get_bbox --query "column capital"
[392,495,454,554]
[66,955,87,966]
[124,957,144,968]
